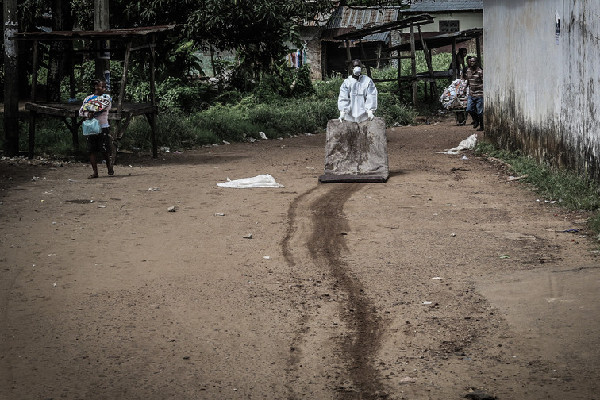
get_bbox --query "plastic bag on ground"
[440,134,478,155]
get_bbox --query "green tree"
[184,1,336,75]
[69,0,340,84]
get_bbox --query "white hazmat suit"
[338,73,378,123]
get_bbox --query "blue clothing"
[467,95,484,115]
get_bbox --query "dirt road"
[1,118,599,400]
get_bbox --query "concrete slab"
[320,117,389,183]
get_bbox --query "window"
[439,20,460,33]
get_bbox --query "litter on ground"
[439,134,478,155]
[217,174,284,188]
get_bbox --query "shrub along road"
[1,117,599,399]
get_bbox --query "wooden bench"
[25,101,158,160]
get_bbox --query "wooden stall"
[333,14,434,104]
[13,25,175,159]
[388,28,483,101]
[335,19,482,105]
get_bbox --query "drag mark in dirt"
[308,184,385,398]
[283,184,386,399]
[281,186,319,399]
[282,187,318,270]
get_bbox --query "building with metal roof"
[399,0,483,54]
[314,6,408,78]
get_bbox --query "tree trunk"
[94,0,110,83]
[47,0,71,102]
[3,0,19,156]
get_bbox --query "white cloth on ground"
[217,174,284,188]
[440,134,478,155]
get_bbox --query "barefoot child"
[79,79,114,178]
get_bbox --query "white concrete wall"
[484,0,600,181]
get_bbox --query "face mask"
[352,66,361,76]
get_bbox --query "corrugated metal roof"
[326,6,402,30]
[362,32,390,43]
[389,27,482,51]
[401,0,483,13]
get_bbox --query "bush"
[154,78,216,113]
[28,59,422,156]
[214,90,243,106]
[118,112,220,152]
[247,98,336,138]
[189,105,261,142]
[314,77,344,100]
[378,92,417,126]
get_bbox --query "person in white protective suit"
[338,59,378,123]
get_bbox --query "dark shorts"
[87,127,111,154]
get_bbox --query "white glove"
[367,110,375,121]
[338,111,345,122]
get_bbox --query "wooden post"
[418,25,436,100]
[48,0,69,102]
[451,39,457,79]
[117,41,131,119]
[409,23,417,105]
[418,26,433,74]
[345,40,352,75]
[321,42,327,80]
[64,118,79,153]
[359,41,371,77]
[31,41,39,102]
[94,0,110,79]
[476,36,482,66]
[114,40,132,146]
[396,29,402,97]
[28,40,39,158]
[150,35,158,158]
[210,46,216,77]
[3,0,20,156]
[396,49,401,88]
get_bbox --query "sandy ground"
[1,117,599,400]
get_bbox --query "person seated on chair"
[338,59,378,123]
[79,79,114,178]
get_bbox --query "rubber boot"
[471,112,479,129]
[477,113,484,131]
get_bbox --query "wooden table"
[25,101,158,159]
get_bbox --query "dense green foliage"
[18,0,342,82]
[114,71,415,154]
[7,1,441,157]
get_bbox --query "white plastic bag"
[440,134,478,155]
[217,174,283,188]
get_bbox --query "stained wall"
[484,0,600,181]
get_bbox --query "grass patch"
[103,90,415,152]
[475,141,600,237]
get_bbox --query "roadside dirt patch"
[1,117,599,399]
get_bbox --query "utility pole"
[3,0,19,156]
[94,0,110,87]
